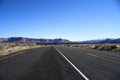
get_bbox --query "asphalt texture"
[0,46,120,80]
[57,47,120,80]
[0,47,84,80]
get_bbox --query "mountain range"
[0,37,70,44]
[80,38,120,44]
[0,37,120,44]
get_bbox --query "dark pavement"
[57,47,120,80]
[0,46,120,80]
[0,47,84,80]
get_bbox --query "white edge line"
[54,46,89,80]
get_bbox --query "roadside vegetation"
[63,44,120,53]
[93,44,120,53]
[1,43,120,57]
[0,43,41,56]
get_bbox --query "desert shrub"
[0,46,2,49]
[11,44,17,47]
[74,45,79,47]
[94,45,117,51]
[94,45,99,49]
[110,45,117,49]
[93,44,117,51]
[103,45,116,51]
[36,42,43,45]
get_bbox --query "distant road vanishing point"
[0,46,120,80]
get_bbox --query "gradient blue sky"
[0,0,120,41]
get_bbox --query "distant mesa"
[0,37,70,44]
[79,38,120,44]
[0,37,120,44]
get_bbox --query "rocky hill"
[0,37,70,44]
[0,37,120,44]
[80,38,120,44]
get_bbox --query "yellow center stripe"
[85,53,120,65]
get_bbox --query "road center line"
[85,53,120,64]
[54,46,89,80]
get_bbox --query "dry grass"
[63,44,120,53]
[0,43,41,56]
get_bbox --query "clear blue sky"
[0,0,120,41]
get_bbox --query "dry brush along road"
[0,46,120,80]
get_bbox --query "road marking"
[54,47,89,80]
[85,53,120,64]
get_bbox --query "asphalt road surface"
[0,46,120,80]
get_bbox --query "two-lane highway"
[0,46,120,80]
[57,46,120,80]
[0,47,84,80]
